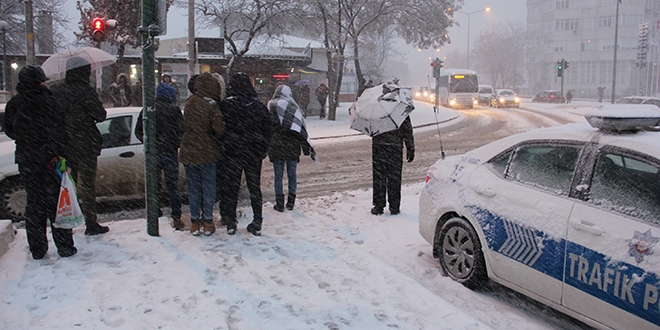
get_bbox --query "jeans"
[158,153,182,218]
[185,163,216,221]
[272,160,297,196]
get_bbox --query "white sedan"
[418,105,660,330]
[0,107,185,221]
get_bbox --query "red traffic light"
[92,17,105,42]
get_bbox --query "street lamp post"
[457,7,491,70]
[0,20,8,91]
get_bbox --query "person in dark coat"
[2,65,77,259]
[179,72,226,236]
[371,115,414,215]
[267,85,315,212]
[135,82,184,230]
[162,73,181,105]
[131,77,143,107]
[315,82,328,119]
[298,84,310,118]
[566,91,573,104]
[220,72,276,236]
[51,57,109,236]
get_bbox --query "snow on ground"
[0,99,604,329]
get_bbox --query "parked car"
[532,90,564,103]
[490,89,520,108]
[617,96,660,108]
[477,85,495,105]
[0,107,186,221]
[418,105,660,330]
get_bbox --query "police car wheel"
[436,217,487,290]
[0,176,27,222]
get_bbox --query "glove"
[406,150,414,163]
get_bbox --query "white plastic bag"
[54,173,84,229]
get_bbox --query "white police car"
[419,105,660,330]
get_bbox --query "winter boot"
[246,222,262,236]
[85,223,110,236]
[190,220,201,236]
[286,193,296,211]
[171,216,185,231]
[203,220,216,236]
[273,194,285,212]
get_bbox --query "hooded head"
[192,72,222,101]
[18,65,49,87]
[187,74,198,95]
[162,73,172,83]
[211,73,227,101]
[156,82,176,103]
[272,84,293,100]
[227,72,257,98]
[64,57,91,84]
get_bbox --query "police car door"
[564,147,660,330]
[470,141,583,304]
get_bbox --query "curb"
[0,220,16,257]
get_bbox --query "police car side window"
[589,151,660,225]
[487,149,512,177]
[506,143,581,196]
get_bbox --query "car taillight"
[425,175,430,183]
[550,95,555,99]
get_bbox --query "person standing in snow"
[179,72,226,236]
[109,73,131,107]
[370,82,415,216]
[51,57,110,236]
[298,84,310,118]
[135,82,184,230]
[267,85,316,212]
[220,72,276,236]
[3,65,77,259]
[315,82,328,119]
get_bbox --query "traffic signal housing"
[556,60,563,77]
[92,17,106,42]
[431,58,444,78]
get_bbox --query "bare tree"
[196,0,295,76]
[75,0,144,70]
[472,22,525,89]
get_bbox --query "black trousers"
[223,153,264,230]
[69,156,98,227]
[19,162,75,258]
[372,145,403,211]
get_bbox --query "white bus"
[436,69,479,109]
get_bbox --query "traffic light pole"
[560,62,565,104]
[141,0,159,236]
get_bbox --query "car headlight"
[415,92,421,97]
[449,99,456,106]
[473,99,478,105]
[514,97,520,103]
[499,98,505,103]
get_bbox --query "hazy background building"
[525,0,660,99]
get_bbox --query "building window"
[556,0,571,9]
[555,19,580,31]
[598,15,614,28]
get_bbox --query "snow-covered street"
[0,100,600,329]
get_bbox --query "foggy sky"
[64,0,527,85]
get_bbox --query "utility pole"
[610,0,620,104]
[141,0,159,236]
[188,0,196,85]
[24,0,35,65]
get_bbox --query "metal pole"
[610,0,620,104]
[2,28,6,91]
[24,0,35,65]
[142,0,159,236]
[187,0,196,85]
[560,59,565,103]
[466,14,470,70]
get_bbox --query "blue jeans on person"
[272,160,297,196]
[158,153,182,218]
[184,163,216,221]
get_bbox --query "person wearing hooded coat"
[179,72,226,236]
[109,73,131,107]
[219,72,276,236]
[51,57,109,236]
[267,85,314,212]
[3,65,77,259]
[135,82,184,230]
